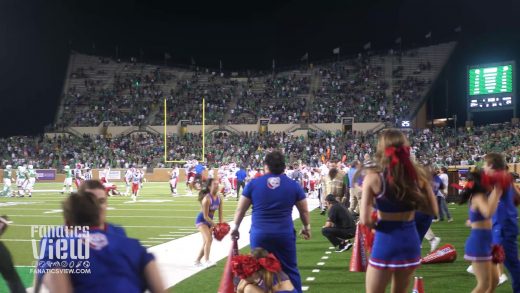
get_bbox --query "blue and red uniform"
[464,197,493,261]
[243,173,306,293]
[369,173,421,270]
[257,271,297,293]
[37,228,154,293]
[492,185,519,292]
[195,194,220,227]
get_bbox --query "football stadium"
[1,1,520,292]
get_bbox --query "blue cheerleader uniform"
[195,194,220,227]
[369,173,422,270]
[464,200,492,262]
[257,271,298,293]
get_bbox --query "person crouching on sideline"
[321,194,355,252]
[232,150,311,293]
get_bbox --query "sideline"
[150,198,319,289]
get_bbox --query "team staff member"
[235,166,247,200]
[232,151,311,293]
[485,153,520,292]
[321,194,355,252]
[348,161,360,213]
[322,162,345,204]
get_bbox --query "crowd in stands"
[2,123,520,170]
[312,57,389,123]
[56,47,438,127]
[229,75,310,124]
[157,73,232,125]
[57,65,168,127]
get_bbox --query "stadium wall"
[0,169,217,183]
[2,164,520,184]
[61,122,384,137]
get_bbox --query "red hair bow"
[257,253,281,273]
[384,146,417,183]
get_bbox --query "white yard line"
[148,199,319,289]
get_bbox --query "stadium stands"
[54,42,455,127]
[2,122,520,170]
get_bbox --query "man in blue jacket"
[235,166,247,200]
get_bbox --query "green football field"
[0,182,517,292]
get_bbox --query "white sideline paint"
[149,198,319,289]
[302,286,309,291]
[306,277,315,281]
[312,269,320,273]
[10,224,198,229]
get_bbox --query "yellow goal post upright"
[163,97,205,164]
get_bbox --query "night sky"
[1,0,520,137]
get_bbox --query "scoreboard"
[468,65,512,95]
[467,61,515,112]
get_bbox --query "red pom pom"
[492,244,505,264]
[231,255,260,279]
[213,222,231,241]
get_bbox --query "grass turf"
[0,182,517,292]
[0,182,240,291]
[172,202,517,293]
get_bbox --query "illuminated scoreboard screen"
[467,62,515,112]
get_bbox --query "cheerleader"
[234,248,297,293]
[459,171,501,293]
[194,178,223,268]
[360,129,438,293]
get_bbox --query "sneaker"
[335,241,353,252]
[203,260,216,268]
[498,274,508,286]
[194,261,202,267]
[320,210,326,215]
[335,243,346,252]
[432,219,439,223]
[466,265,475,275]
[447,218,454,222]
[430,237,441,252]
